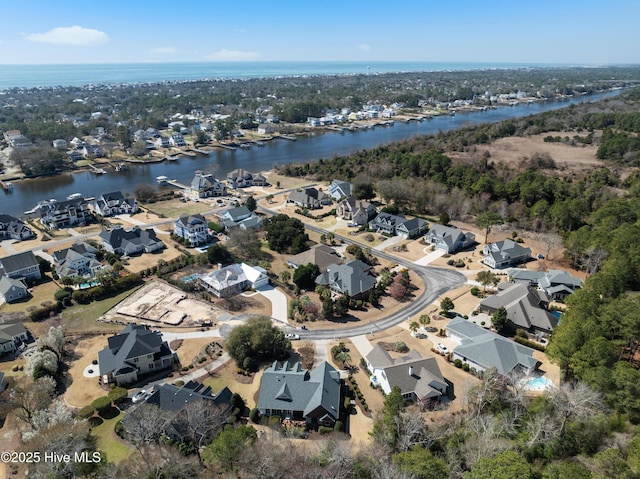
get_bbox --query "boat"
[114,162,127,172]
[1,181,14,192]
[66,193,83,200]
[156,176,169,184]
[240,143,251,149]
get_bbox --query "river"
[1,91,620,217]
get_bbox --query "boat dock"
[172,147,196,157]
[216,143,237,150]
[156,176,189,190]
[88,165,107,174]
[278,134,297,141]
[190,148,209,155]
[0,181,14,192]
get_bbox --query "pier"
[88,165,107,174]
[278,134,297,141]
[171,147,196,157]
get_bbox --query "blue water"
[525,377,554,390]
[0,61,568,90]
[182,274,201,283]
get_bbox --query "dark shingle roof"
[0,251,39,275]
[145,381,232,412]
[98,324,169,376]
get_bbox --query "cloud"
[357,43,371,52]
[26,26,108,46]
[152,47,177,54]
[204,49,260,61]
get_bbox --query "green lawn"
[91,411,136,464]
[61,286,142,332]
[0,277,61,314]
[142,198,211,218]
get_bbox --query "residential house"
[446,316,540,376]
[0,251,41,281]
[257,124,273,135]
[190,173,226,198]
[258,361,341,427]
[315,260,376,300]
[365,345,448,406]
[97,324,174,386]
[52,242,105,280]
[237,216,263,230]
[328,180,353,200]
[67,150,85,162]
[219,206,252,228]
[287,188,332,209]
[226,169,264,188]
[482,239,532,269]
[152,135,171,149]
[99,226,165,256]
[0,320,29,354]
[425,224,476,254]
[0,276,29,305]
[52,139,67,149]
[369,213,428,238]
[35,197,92,230]
[335,197,376,226]
[478,283,558,334]
[0,215,35,241]
[508,269,583,301]
[174,214,208,246]
[287,244,342,273]
[125,381,232,443]
[169,133,186,147]
[198,263,269,298]
[3,130,32,149]
[92,191,138,217]
[82,145,104,158]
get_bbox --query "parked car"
[425,326,438,333]
[132,389,148,403]
[436,343,449,355]
[285,333,300,340]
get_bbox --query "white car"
[285,333,300,340]
[436,343,449,355]
[132,389,148,403]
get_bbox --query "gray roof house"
[92,191,138,217]
[258,361,341,427]
[287,244,342,273]
[365,345,448,405]
[336,197,376,226]
[97,324,173,386]
[0,320,29,355]
[52,242,105,279]
[479,283,558,334]
[396,217,429,239]
[425,224,476,254]
[482,239,532,269]
[0,276,29,305]
[287,188,332,209]
[99,226,165,256]
[0,251,41,281]
[315,260,376,300]
[446,316,540,376]
[190,173,226,198]
[220,206,252,225]
[199,263,269,298]
[508,268,583,301]
[174,214,208,246]
[31,197,92,230]
[226,169,266,188]
[328,180,353,200]
[369,213,429,238]
[0,214,35,241]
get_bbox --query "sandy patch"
[173,337,222,366]
[64,336,111,408]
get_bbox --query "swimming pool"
[182,274,201,283]
[524,376,554,391]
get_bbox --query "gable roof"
[484,239,532,263]
[175,214,206,227]
[0,251,39,275]
[222,206,251,222]
[0,276,27,297]
[329,180,353,198]
[315,260,376,296]
[427,224,472,248]
[258,361,341,422]
[287,188,329,206]
[447,317,540,375]
[538,269,583,290]
[99,227,163,250]
[52,242,97,263]
[145,381,232,412]
[288,244,342,272]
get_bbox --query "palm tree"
[409,321,420,336]
[334,350,351,367]
[418,314,431,330]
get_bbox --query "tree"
[207,244,235,266]
[11,376,57,427]
[353,181,376,200]
[464,450,532,479]
[25,348,59,379]
[245,195,257,212]
[475,211,503,244]
[334,295,350,317]
[292,263,320,291]
[439,211,450,225]
[393,446,449,479]
[203,425,257,471]
[279,270,291,284]
[322,297,334,319]
[225,316,290,366]
[372,386,405,450]
[476,270,499,293]
[265,214,308,254]
[491,306,508,332]
[37,325,65,362]
[418,314,430,329]
[440,297,454,313]
[409,321,420,335]
[172,401,230,456]
[123,402,168,445]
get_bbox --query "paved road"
[257,204,466,341]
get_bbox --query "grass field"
[0,277,61,314]
[61,286,142,332]
[91,411,135,464]
[142,198,211,218]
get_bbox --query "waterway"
[1,91,620,217]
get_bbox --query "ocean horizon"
[0,61,587,90]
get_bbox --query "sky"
[0,0,638,65]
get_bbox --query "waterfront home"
[478,283,558,334]
[198,263,268,298]
[287,187,331,209]
[82,144,104,158]
[446,316,540,376]
[3,130,33,149]
[174,214,208,246]
[425,224,476,254]
[0,320,29,354]
[287,244,342,273]
[67,150,85,162]
[0,215,35,241]
[335,197,376,226]
[365,345,448,406]
[93,191,138,217]
[258,361,341,428]
[328,180,353,200]
[99,226,165,256]
[257,124,274,135]
[52,242,105,280]
[482,239,532,269]
[226,169,266,188]
[190,173,226,198]
[33,197,92,230]
[315,260,376,300]
[0,251,41,282]
[152,136,171,149]
[97,324,173,386]
[169,133,186,147]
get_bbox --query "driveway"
[256,285,289,324]
[413,248,446,266]
[373,235,405,251]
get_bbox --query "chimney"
[409,366,414,377]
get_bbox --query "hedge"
[108,387,128,404]
[513,336,546,352]
[250,408,261,424]
[29,302,64,321]
[77,405,95,419]
[91,396,113,415]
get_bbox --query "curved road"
[258,204,466,340]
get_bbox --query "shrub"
[447,259,455,266]
[318,426,334,434]
[77,405,95,419]
[114,419,125,438]
[470,286,479,297]
[462,363,470,372]
[54,289,72,301]
[454,359,463,368]
[334,421,343,432]
[250,408,261,423]
[91,396,113,415]
[513,336,546,352]
[174,380,185,387]
[108,387,128,404]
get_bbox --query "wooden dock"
[278,134,297,141]
[88,165,107,174]
[172,147,196,157]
